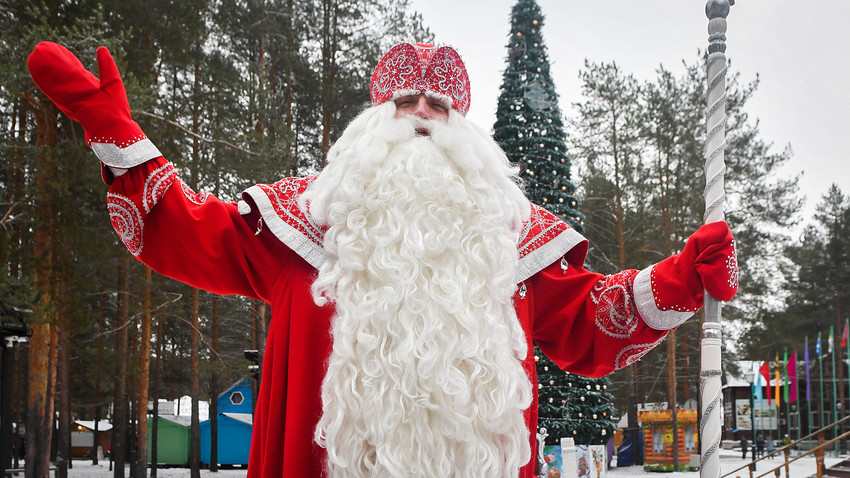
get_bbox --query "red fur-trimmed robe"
[106,157,668,477]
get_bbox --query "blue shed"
[200,380,254,466]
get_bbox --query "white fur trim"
[387,89,455,110]
[91,138,162,168]
[516,227,586,283]
[423,90,455,109]
[633,265,694,330]
[389,89,422,101]
[240,185,329,269]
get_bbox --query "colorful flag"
[775,354,781,408]
[760,360,772,405]
[842,321,849,347]
[754,364,763,405]
[783,349,790,403]
[787,350,798,403]
[805,337,811,401]
[817,334,822,357]
[830,326,835,354]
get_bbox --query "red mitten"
[27,42,160,169]
[633,221,738,330]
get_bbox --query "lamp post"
[745,370,757,470]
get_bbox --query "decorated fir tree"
[534,347,617,445]
[493,0,583,233]
[495,0,616,446]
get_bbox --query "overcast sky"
[407,0,850,226]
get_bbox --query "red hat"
[370,42,471,116]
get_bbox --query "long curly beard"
[301,103,534,477]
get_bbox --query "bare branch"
[133,110,258,157]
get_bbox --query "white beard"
[301,103,533,477]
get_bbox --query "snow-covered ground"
[56,448,844,477]
[608,448,844,477]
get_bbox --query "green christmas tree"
[492,0,584,233]
[494,0,615,446]
[535,347,617,445]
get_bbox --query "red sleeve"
[105,157,292,301]
[527,259,669,378]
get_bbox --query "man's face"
[393,94,449,122]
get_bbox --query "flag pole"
[820,331,826,437]
[806,336,812,449]
[831,326,838,454]
[700,2,733,477]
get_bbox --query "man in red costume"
[28,41,737,477]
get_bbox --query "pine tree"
[535,348,616,445]
[494,0,615,447]
[493,0,583,233]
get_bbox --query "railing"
[722,414,850,478]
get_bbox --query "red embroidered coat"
[106,157,672,477]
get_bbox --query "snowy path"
[58,448,843,477]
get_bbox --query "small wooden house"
[200,380,254,466]
[147,415,192,465]
[640,409,699,468]
[71,420,112,459]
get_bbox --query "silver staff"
[701,1,733,477]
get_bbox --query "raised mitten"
[633,221,738,330]
[27,42,160,169]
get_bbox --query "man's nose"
[411,97,432,119]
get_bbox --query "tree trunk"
[94,288,106,465]
[55,327,71,478]
[150,308,163,478]
[112,256,131,478]
[190,288,201,478]
[209,297,220,472]
[320,0,338,164]
[135,267,153,478]
[25,97,58,478]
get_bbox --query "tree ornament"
[524,79,552,111]
[534,355,540,362]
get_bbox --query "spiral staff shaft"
[700,1,733,477]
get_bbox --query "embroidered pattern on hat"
[370,42,471,116]
[108,192,144,256]
[591,269,639,339]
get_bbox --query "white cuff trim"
[91,138,162,169]
[634,265,694,330]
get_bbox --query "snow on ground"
[60,448,845,477]
[608,448,844,477]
